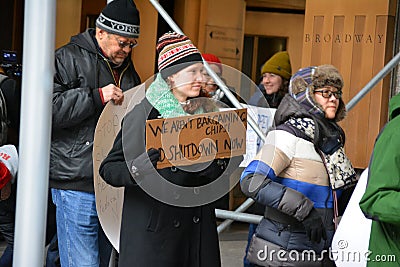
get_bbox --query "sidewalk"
[219,222,249,267]
[0,221,250,266]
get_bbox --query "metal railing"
[346,51,400,111]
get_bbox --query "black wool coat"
[100,98,236,267]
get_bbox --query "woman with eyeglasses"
[240,65,357,266]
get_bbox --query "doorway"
[242,35,287,84]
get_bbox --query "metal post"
[107,1,117,266]
[204,64,267,142]
[217,198,255,233]
[13,0,55,266]
[346,51,400,111]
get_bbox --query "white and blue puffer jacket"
[240,95,341,266]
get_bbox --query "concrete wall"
[56,0,82,49]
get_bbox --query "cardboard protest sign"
[240,104,276,167]
[146,108,247,168]
[93,85,146,252]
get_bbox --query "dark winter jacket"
[50,29,141,192]
[99,98,241,267]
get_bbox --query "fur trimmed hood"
[289,64,346,122]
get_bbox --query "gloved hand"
[302,209,327,243]
[129,148,160,178]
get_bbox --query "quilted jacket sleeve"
[240,130,314,221]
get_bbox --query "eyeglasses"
[314,89,342,99]
[113,36,138,49]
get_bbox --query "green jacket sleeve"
[359,127,400,226]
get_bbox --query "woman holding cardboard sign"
[99,32,241,267]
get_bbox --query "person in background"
[248,51,291,108]
[241,65,357,266]
[0,67,58,267]
[0,145,18,267]
[359,93,400,267]
[0,66,20,146]
[0,67,19,267]
[0,67,20,267]
[49,0,141,266]
[100,32,240,267]
[243,50,292,267]
[201,53,235,108]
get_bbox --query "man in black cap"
[49,0,141,266]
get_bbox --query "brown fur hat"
[289,64,346,121]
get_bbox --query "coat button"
[217,159,226,169]
[173,220,180,228]
[85,141,90,145]
[193,216,200,224]
[170,166,177,172]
